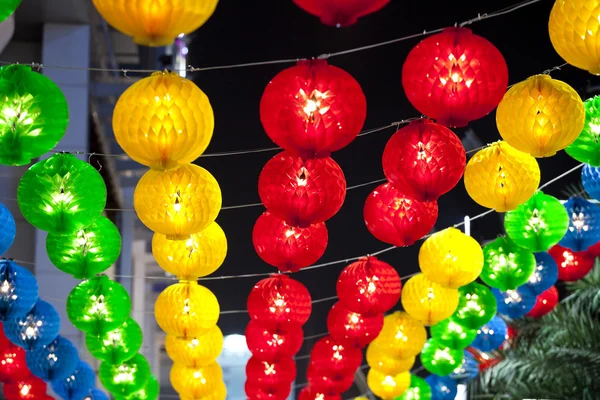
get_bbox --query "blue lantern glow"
[26,335,79,381]
[525,253,559,295]
[492,286,537,319]
[4,299,60,351]
[450,350,479,384]
[87,388,109,400]
[582,164,600,201]
[559,197,600,252]
[426,374,458,400]
[471,316,508,352]
[0,260,38,321]
[51,360,96,400]
[0,203,16,255]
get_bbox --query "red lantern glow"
[299,386,342,400]
[402,27,508,128]
[0,343,29,383]
[364,183,438,247]
[258,151,346,226]
[260,59,367,157]
[382,119,466,201]
[549,244,595,282]
[253,212,328,272]
[245,320,304,360]
[246,356,297,386]
[3,375,47,399]
[327,302,384,348]
[526,286,559,318]
[309,336,363,374]
[245,379,292,400]
[307,362,355,394]
[293,0,390,26]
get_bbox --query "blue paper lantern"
[26,335,79,381]
[559,197,600,251]
[51,360,96,400]
[582,164,600,201]
[0,203,15,255]
[87,388,110,400]
[426,374,458,400]
[450,350,479,384]
[4,299,60,351]
[471,316,508,352]
[0,260,38,321]
[492,286,537,319]
[525,253,559,295]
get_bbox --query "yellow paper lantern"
[366,344,415,375]
[180,381,227,400]
[496,75,585,157]
[91,0,219,47]
[155,281,220,337]
[170,362,223,398]
[134,164,222,240]
[419,228,484,289]
[464,141,540,212]
[370,311,427,359]
[165,326,223,368]
[113,71,214,170]
[367,369,411,399]
[401,274,459,326]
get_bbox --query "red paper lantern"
[327,302,384,348]
[549,244,595,282]
[306,362,355,394]
[3,375,47,399]
[336,257,401,314]
[247,275,312,328]
[246,356,297,386]
[260,59,367,157]
[245,320,304,360]
[245,379,292,400]
[364,183,438,247]
[293,0,390,26]
[0,342,29,382]
[253,212,328,272]
[526,286,559,318]
[309,336,363,374]
[382,119,466,201]
[299,386,342,400]
[258,151,346,226]
[402,27,508,127]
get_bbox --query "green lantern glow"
[480,236,536,291]
[17,153,106,234]
[566,96,600,166]
[66,276,131,335]
[504,191,569,252]
[99,353,151,397]
[395,375,432,400]
[115,375,159,400]
[85,317,142,364]
[451,282,497,330]
[0,64,68,165]
[420,338,464,377]
[430,318,477,350]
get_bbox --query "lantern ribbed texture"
[327,302,384,348]
[527,286,559,318]
[566,96,600,165]
[0,201,16,256]
[420,338,464,376]
[426,375,458,400]
[401,274,459,326]
[99,353,150,397]
[526,252,559,295]
[292,0,389,26]
[85,317,142,364]
[4,300,60,351]
[471,316,507,352]
[309,335,363,374]
[582,164,600,201]
[299,387,342,400]
[246,356,296,387]
[492,286,537,319]
[480,236,536,291]
[559,197,600,251]
[496,75,585,157]
[430,319,477,350]
[366,345,415,375]
[5,376,48,399]
[245,379,291,400]
[307,362,355,393]
[0,334,29,382]
[118,375,159,400]
[549,244,595,281]
[451,282,497,331]
[450,351,479,384]
[370,311,427,359]
[464,141,540,212]
[90,389,110,400]
[180,381,227,400]
[165,326,223,367]
[26,335,79,382]
[0,260,38,322]
[367,369,411,399]
[245,321,303,361]
[397,375,433,400]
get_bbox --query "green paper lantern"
[395,375,432,400]
[17,153,107,234]
[46,216,121,279]
[0,64,68,165]
[430,318,477,350]
[420,338,464,377]
[504,191,569,252]
[451,282,496,330]
[99,353,150,397]
[115,375,159,400]
[566,96,600,166]
[480,236,536,291]
[67,276,131,335]
[85,317,142,364]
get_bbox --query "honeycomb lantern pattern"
[245,379,291,400]
[4,300,60,351]
[549,244,595,281]
[526,286,559,318]
[292,0,390,26]
[123,375,160,400]
[99,353,151,397]
[245,321,303,360]
[492,286,537,319]
[582,164,600,201]
[0,334,29,382]
[299,386,342,400]
[496,75,585,157]
[309,335,363,374]
[26,335,79,382]
[365,344,415,375]
[0,203,15,256]
[85,317,143,365]
[566,96,600,165]
[451,282,497,330]
[367,369,411,399]
[526,252,559,295]
[4,375,48,399]
[327,302,384,348]
[559,197,600,251]
[401,274,459,326]
[0,260,38,322]
[165,326,223,367]
[170,362,223,399]
[420,339,464,376]
[306,362,356,394]
[246,356,296,387]
[369,311,427,359]
[430,318,477,350]
[480,236,536,291]
[402,27,508,128]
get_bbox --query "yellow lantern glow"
[134,164,222,240]
[155,281,220,337]
[180,381,227,400]
[401,274,459,326]
[367,369,411,399]
[419,228,484,289]
[464,141,540,212]
[170,362,223,398]
[496,75,585,157]
[113,71,214,170]
[366,344,415,376]
[369,311,427,359]
[91,0,219,47]
[165,326,223,368]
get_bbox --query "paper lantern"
[0,0,20,23]
[420,339,463,376]
[480,236,536,291]
[402,27,508,127]
[46,216,121,279]
[100,354,150,396]
[370,311,427,359]
[401,274,459,326]
[252,211,328,272]
[293,0,389,26]
[0,203,15,255]
[4,300,59,351]
[464,141,540,212]
[336,256,401,314]
[246,356,296,386]
[566,96,600,165]
[91,0,218,46]
[527,286,559,318]
[298,387,341,400]
[583,164,600,202]
[0,260,38,321]
[0,339,29,382]
[155,281,219,337]
[66,276,131,336]
[258,151,346,225]
[366,344,415,375]
[134,164,221,240]
[418,228,483,289]
[310,335,363,374]
[88,389,110,400]
[382,119,466,201]
[449,351,479,384]
[260,59,366,157]
[367,369,411,399]
[18,153,107,234]
[497,75,584,157]
[26,335,78,381]
[549,244,595,281]
[559,197,600,251]
[245,321,302,361]
[85,317,142,364]
[165,326,223,367]
[425,375,458,400]
[327,302,384,348]
[364,183,438,247]
[0,65,68,166]
[492,286,537,319]
[51,361,95,400]
[4,375,47,399]
[525,252,559,295]
[430,319,477,350]
[504,191,569,252]
[117,375,159,400]
[306,362,355,394]
[245,379,291,400]
[451,282,497,330]
[472,316,508,352]
[397,375,432,400]
[152,222,227,280]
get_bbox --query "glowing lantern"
[260,59,366,157]
[418,228,483,289]
[582,164,600,201]
[182,381,226,400]
[99,353,150,396]
[0,338,29,382]
[471,316,508,352]
[121,375,160,400]
[0,260,38,321]
[497,75,584,157]
[88,389,110,400]
[327,302,383,348]
[426,375,458,400]
[492,286,537,319]
[549,244,595,281]
[26,335,79,381]
[0,203,16,255]
[134,164,222,240]
[430,319,477,350]
[382,119,466,201]
[397,375,433,400]
[4,375,48,399]
[369,311,427,359]
[464,141,540,212]
[307,362,355,394]
[245,321,302,361]
[299,386,342,400]
[480,236,536,291]
[258,151,346,225]
[451,282,497,330]
[566,96,600,165]
[450,351,479,384]
[367,369,411,399]
[4,300,60,351]
[364,183,438,247]
[310,335,363,374]
[559,197,600,251]
[366,344,415,375]
[165,326,223,367]
[526,286,559,318]
[246,356,296,386]
[85,317,142,364]
[17,153,107,234]
[171,362,223,400]
[51,361,96,400]
[245,380,290,400]
[420,339,463,376]
[292,0,389,26]
[525,252,559,295]
[401,274,459,326]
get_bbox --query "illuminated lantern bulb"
[559,197,600,251]
[401,274,459,326]
[496,75,585,157]
[549,244,595,281]
[382,119,466,201]
[310,335,363,374]
[119,375,160,400]
[418,228,483,289]
[566,96,600,165]
[425,374,458,400]
[165,326,223,368]
[420,339,464,376]
[85,317,143,364]
[464,141,540,212]
[471,316,508,352]
[402,27,508,127]
[480,236,536,291]
[430,318,477,350]
[367,369,411,399]
[91,0,218,46]
[0,203,16,255]
[366,344,415,375]
[299,386,342,400]
[307,361,355,394]
[492,286,537,319]
[327,302,384,348]
[4,299,60,351]
[260,59,366,157]
[246,356,296,386]
[396,375,433,400]
[134,164,222,240]
[26,335,79,381]
[4,375,48,399]
[99,354,150,397]
[245,379,291,400]
[451,282,497,331]
[252,212,328,272]
[369,311,427,359]
[0,337,29,382]
[582,164,600,201]
[0,260,38,321]
[526,286,559,318]
[525,252,559,295]
[364,183,438,247]
[51,360,96,400]
[293,0,389,26]
[245,321,303,360]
